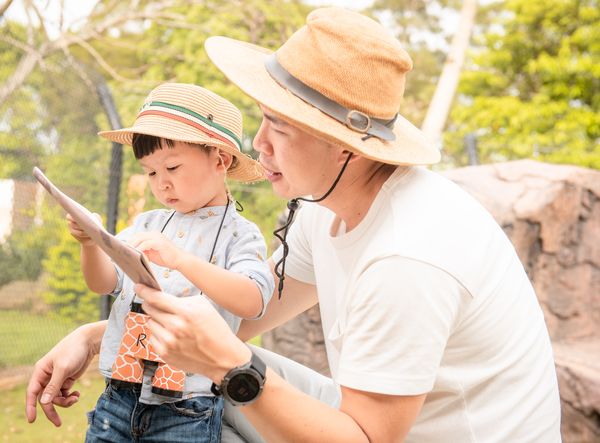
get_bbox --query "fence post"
[96,79,123,320]
[464,133,479,166]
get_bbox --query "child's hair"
[132,133,212,160]
[131,134,240,172]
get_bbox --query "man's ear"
[337,149,359,166]
[216,150,233,172]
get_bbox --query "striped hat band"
[138,101,242,152]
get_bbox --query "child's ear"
[216,150,233,172]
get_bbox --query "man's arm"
[237,259,318,341]
[245,373,426,442]
[136,284,426,442]
[26,320,107,427]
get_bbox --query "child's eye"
[148,171,156,177]
[167,165,180,171]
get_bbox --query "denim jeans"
[85,382,223,443]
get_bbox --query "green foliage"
[41,225,99,325]
[0,202,65,288]
[230,181,286,251]
[445,0,600,168]
[0,233,44,287]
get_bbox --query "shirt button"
[163,270,170,278]
[177,231,185,238]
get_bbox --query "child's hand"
[130,232,183,270]
[66,213,100,247]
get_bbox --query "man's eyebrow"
[263,112,288,127]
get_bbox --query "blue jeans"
[85,382,223,443]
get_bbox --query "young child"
[67,83,274,443]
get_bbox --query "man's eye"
[148,171,156,177]
[167,165,180,171]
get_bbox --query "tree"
[445,0,600,168]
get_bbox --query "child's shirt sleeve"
[224,218,274,319]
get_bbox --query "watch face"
[226,372,261,403]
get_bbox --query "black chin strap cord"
[273,152,353,299]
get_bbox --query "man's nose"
[253,119,272,155]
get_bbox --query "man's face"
[253,106,342,199]
[139,141,225,213]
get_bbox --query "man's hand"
[134,283,250,383]
[25,322,103,427]
[130,232,184,270]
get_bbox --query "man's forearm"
[80,245,117,294]
[78,320,108,355]
[241,370,369,443]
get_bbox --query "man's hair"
[131,133,212,159]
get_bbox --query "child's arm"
[177,254,263,318]
[66,213,118,294]
[131,232,264,318]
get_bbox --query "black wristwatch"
[211,350,266,406]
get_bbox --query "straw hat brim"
[99,118,265,183]
[205,37,440,166]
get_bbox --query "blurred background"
[0,0,598,441]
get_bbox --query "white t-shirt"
[273,166,561,442]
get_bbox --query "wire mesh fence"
[0,74,116,371]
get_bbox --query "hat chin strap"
[273,152,353,299]
[264,55,397,142]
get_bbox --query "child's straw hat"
[99,83,264,183]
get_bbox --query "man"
[26,8,561,442]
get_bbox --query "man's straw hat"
[205,7,440,166]
[99,83,264,183]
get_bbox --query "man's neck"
[321,162,398,232]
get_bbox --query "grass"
[0,373,105,443]
[0,310,78,368]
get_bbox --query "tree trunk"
[420,0,478,146]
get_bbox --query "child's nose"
[158,176,171,190]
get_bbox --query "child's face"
[138,141,226,212]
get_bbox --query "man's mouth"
[261,163,282,180]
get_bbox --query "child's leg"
[85,382,141,442]
[221,345,340,443]
[151,362,186,397]
[142,395,224,443]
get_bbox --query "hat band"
[138,101,242,151]
[264,55,397,141]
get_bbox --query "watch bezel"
[211,350,267,406]
[221,366,265,406]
